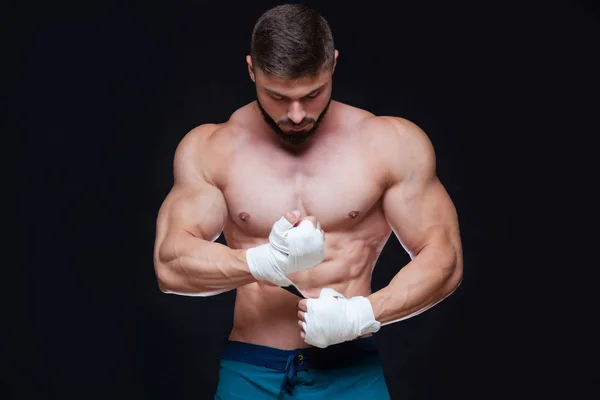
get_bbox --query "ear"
[246,55,255,82]
[332,50,339,74]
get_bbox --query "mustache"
[277,118,316,127]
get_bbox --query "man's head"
[247,4,338,145]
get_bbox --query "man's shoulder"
[174,108,255,184]
[357,115,436,182]
[175,123,220,161]
[355,115,431,156]
[177,116,252,158]
[360,115,427,142]
[180,122,221,144]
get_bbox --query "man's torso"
[202,101,396,349]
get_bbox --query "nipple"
[348,210,359,219]
[239,212,251,222]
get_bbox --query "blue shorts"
[214,337,390,399]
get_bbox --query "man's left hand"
[297,288,382,348]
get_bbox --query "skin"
[153,50,463,350]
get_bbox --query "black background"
[10,0,598,399]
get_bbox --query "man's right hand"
[245,210,326,287]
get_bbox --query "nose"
[287,102,306,125]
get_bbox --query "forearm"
[368,237,462,325]
[155,234,255,296]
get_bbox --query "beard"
[256,96,332,145]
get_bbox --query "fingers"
[300,216,317,228]
[286,213,325,233]
[300,216,325,235]
[298,307,307,338]
[284,210,301,225]
[298,320,307,339]
[284,212,324,232]
[316,221,325,236]
[298,299,308,312]
[298,300,306,339]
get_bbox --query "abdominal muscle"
[227,230,389,350]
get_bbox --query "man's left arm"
[298,117,463,347]
[368,118,463,325]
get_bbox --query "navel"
[238,212,251,222]
[348,210,360,219]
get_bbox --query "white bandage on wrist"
[246,244,294,287]
[302,288,381,348]
[246,217,325,287]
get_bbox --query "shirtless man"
[153,4,463,399]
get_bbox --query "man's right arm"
[153,125,255,296]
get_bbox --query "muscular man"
[153,4,463,399]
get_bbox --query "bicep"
[154,125,229,262]
[154,182,228,267]
[382,176,460,258]
[157,181,228,243]
[378,117,460,258]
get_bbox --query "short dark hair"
[250,4,335,79]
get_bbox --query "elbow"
[153,255,184,295]
[153,243,188,294]
[426,226,463,293]
[448,267,463,295]
[153,258,225,297]
[153,243,176,293]
[157,276,172,294]
[444,246,463,296]
[154,261,175,294]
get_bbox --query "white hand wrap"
[246,217,325,287]
[302,288,381,348]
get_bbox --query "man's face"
[253,69,333,145]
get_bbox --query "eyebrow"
[265,83,325,99]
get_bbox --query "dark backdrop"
[11,1,598,399]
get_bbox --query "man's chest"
[221,144,385,236]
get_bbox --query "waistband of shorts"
[220,337,380,372]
